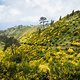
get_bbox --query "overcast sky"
[0,0,80,30]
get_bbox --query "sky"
[0,0,80,30]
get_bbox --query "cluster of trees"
[39,17,54,27]
[39,10,76,27]
[0,35,20,54]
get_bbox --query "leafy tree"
[50,20,54,26]
[39,17,48,27]
[0,35,20,54]
[59,16,62,20]
[69,10,75,16]
[71,10,74,16]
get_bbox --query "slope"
[0,25,38,50]
[0,10,80,80]
[25,10,80,52]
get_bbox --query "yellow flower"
[39,64,50,73]
[57,46,61,50]
[29,60,38,68]
[77,54,80,58]
[71,41,80,46]
[0,50,5,61]
[48,57,53,63]
[68,48,74,53]
[71,61,77,66]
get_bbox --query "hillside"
[0,25,38,50]
[26,11,80,45]
[0,10,80,80]
[23,10,80,53]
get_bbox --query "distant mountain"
[0,25,31,38]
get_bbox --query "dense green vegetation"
[0,10,80,80]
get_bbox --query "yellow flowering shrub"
[71,41,80,46]
[29,60,39,68]
[57,46,62,50]
[0,50,5,61]
[48,57,53,63]
[39,63,50,73]
[68,48,74,53]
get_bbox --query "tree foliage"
[0,35,20,54]
[39,17,48,27]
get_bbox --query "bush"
[10,54,22,63]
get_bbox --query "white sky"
[0,0,80,30]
